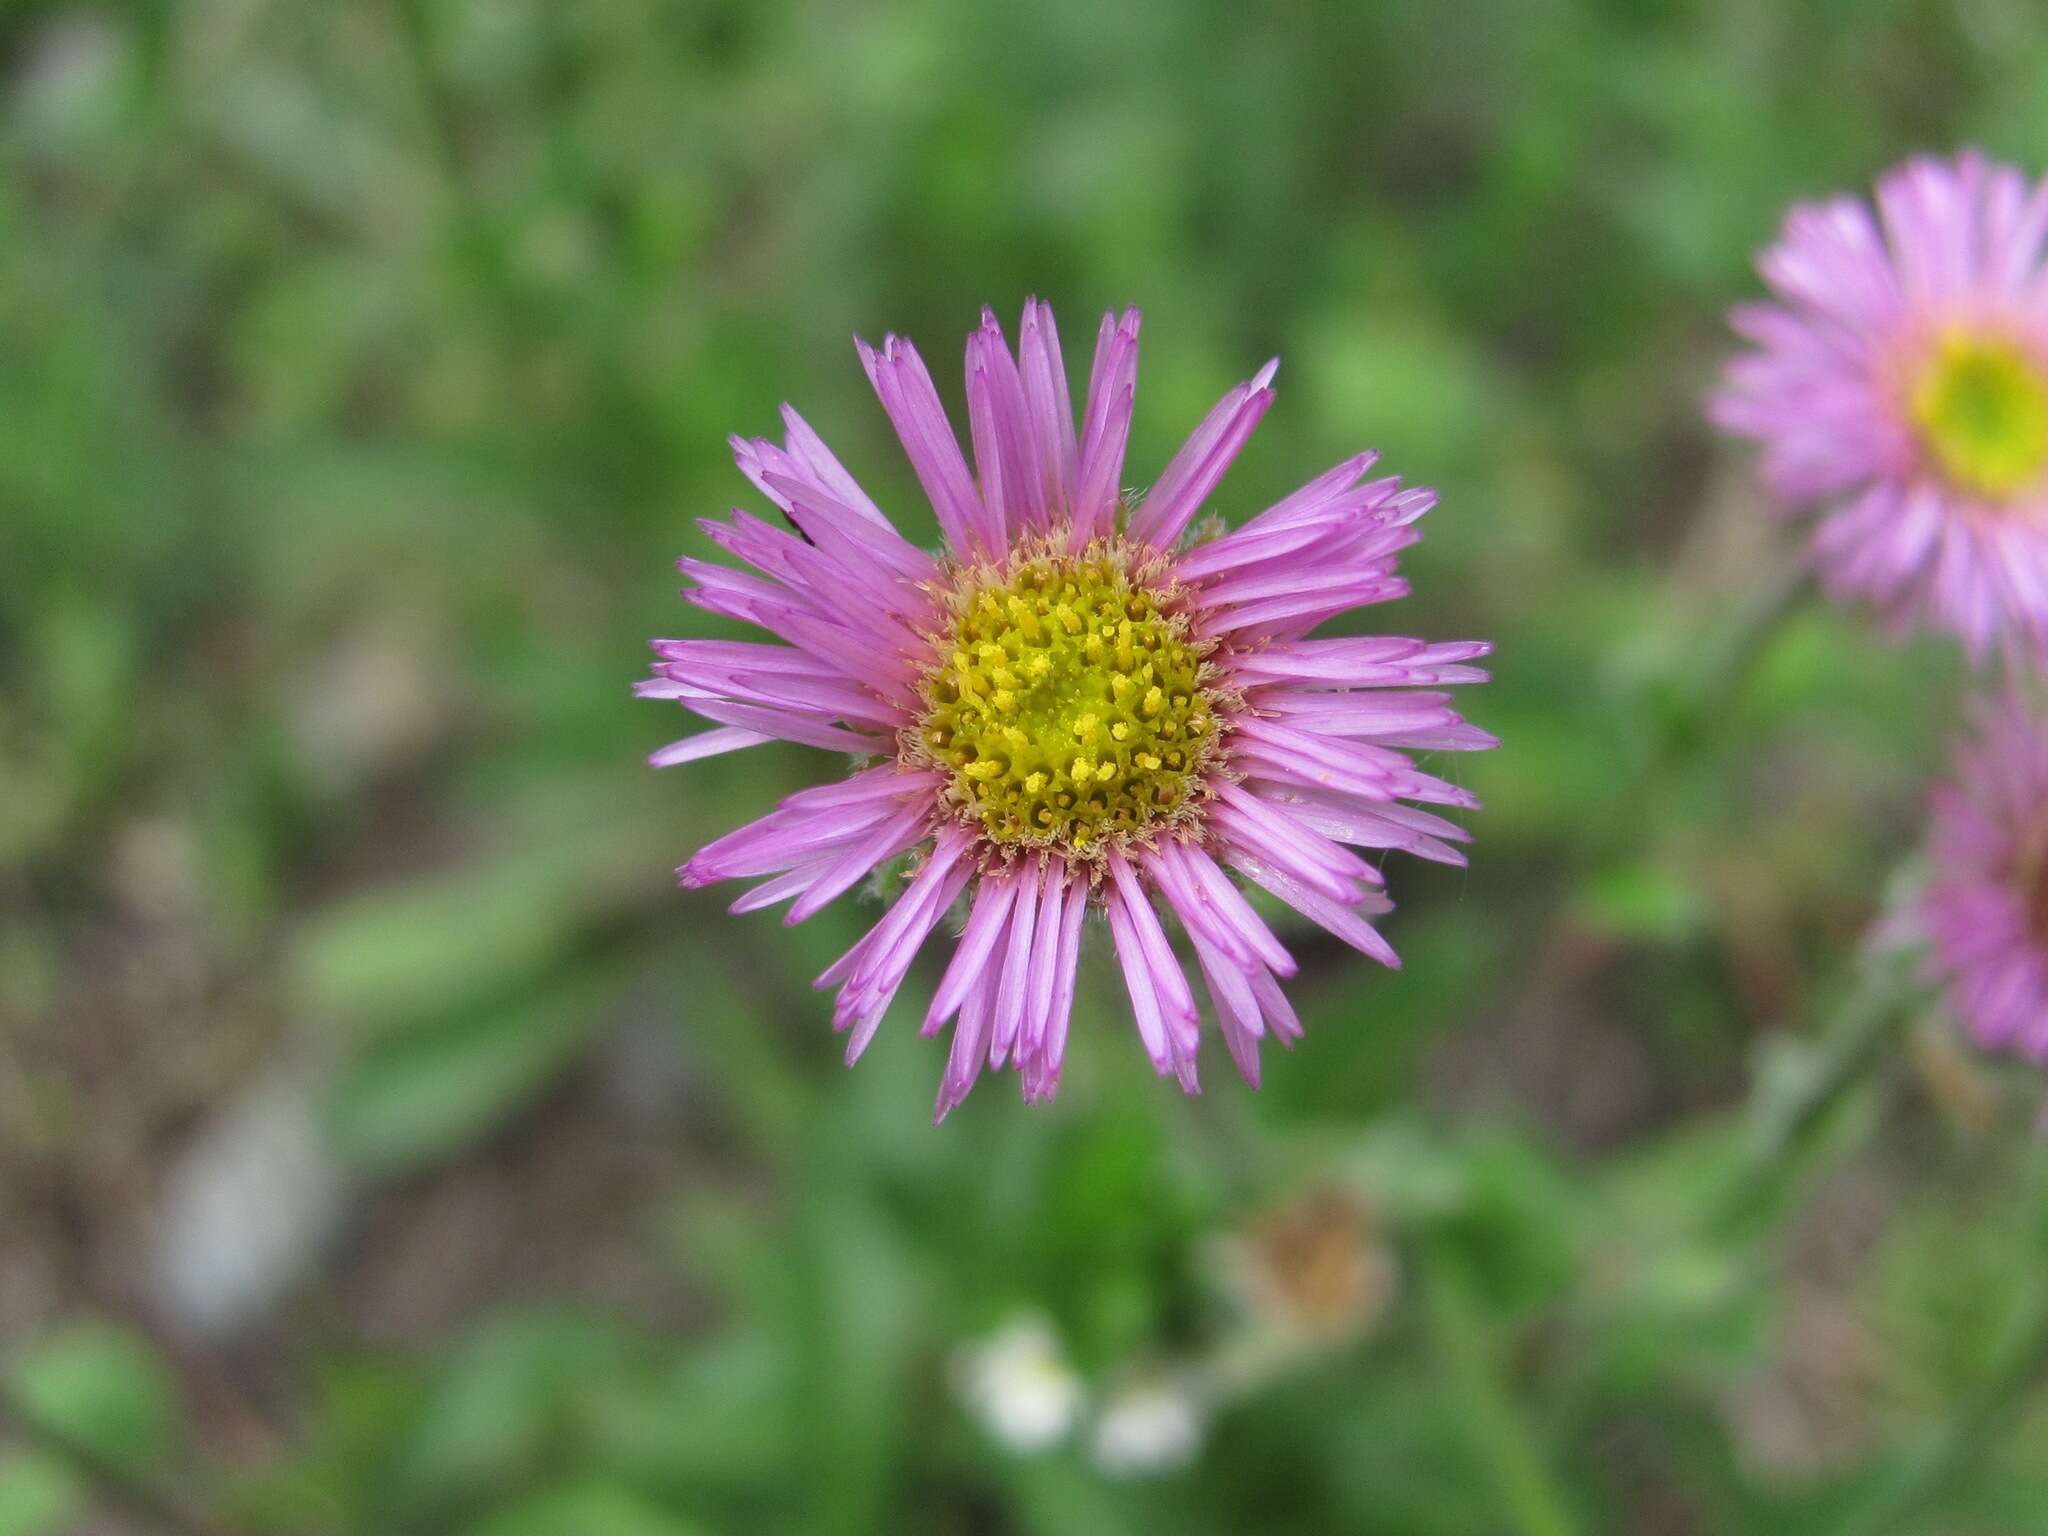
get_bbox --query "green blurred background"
[10,1,2048,1532]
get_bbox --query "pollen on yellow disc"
[912,541,1223,855]
[1911,330,2048,499]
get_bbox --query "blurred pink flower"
[1922,695,2048,1058]
[1714,151,2048,662]
[643,301,1491,1119]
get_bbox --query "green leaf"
[587,1330,790,1492]
[466,1478,707,1536]
[5,1322,180,1480]
[390,1312,635,1520]
[1578,861,1704,944]
[291,840,629,1040]
[0,1452,84,1536]
[325,969,606,1171]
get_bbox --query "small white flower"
[151,1064,346,1334]
[1090,1376,1205,1478]
[952,1316,1085,1455]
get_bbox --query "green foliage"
[7,0,2048,1533]
[4,1324,180,1482]
[0,1453,83,1536]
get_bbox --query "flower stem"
[0,1384,241,1536]
[1421,1238,1582,1536]
[1828,1256,2048,1536]
[1709,937,1922,1235]
[1622,557,1812,846]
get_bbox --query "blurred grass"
[7,0,2048,1532]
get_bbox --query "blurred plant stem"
[0,1386,239,1536]
[1652,557,1812,753]
[1827,1159,2048,1536]
[1708,936,1924,1236]
[1422,1238,1582,1536]
[387,0,510,315]
[388,0,474,214]
[1605,556,1812,859]
[1185,1083,1280,1201]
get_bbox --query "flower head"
[1922,694,2048,1059]
[1090,1373,1206,1478]
[1713,151,2048,661]
[644,301,1491,1118]
[1213,1184,1396,1348]
[951,1315,1085,1454]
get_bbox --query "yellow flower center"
[2024,833,2048,952]
[2032,861,2048,951]
[1910,331,2048,499]
[913,540,1223,856]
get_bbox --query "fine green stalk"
[0,1384,237,1536]
[1597,557,1813,865]
[1829,1266,2048,1536]
[1657,558,1812,748]
[1422,1239,1582,1536]
[1708,939,1923,1236]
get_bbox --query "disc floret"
[1909,330,2048,499]
[912,539,1224,857]
[653,299,1491,1112]
[2024,824,2048,951]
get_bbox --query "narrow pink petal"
[988,869,1041,1067]
[925,877,1020,1033]
[658,659,904,731]
[1206,805,1372,907]
[1201,574,1407,637]
[1017,867,1067,1077]
[637,678,711,703]
[935,968,998,1123]
[1249,963,1304,1045]
[965,307,1043,543]
[1107,852,1200,1080]
[681,590,919,698]
[1145,843,1253,970]
[1018,298,1077,519]
[1106,889,1171,1072]
[1073,308,1140,544]
[1232,719,1479,809]
[730,860,832,914]
[781,765,941,813]
[779,403,892,527]
[1187,927,1265,1088]
[684,796,898,885]
[680,697,886,756]
[1216,781,1375,884]
[649,726,772,767]
[1024,870,1087,1103]
[829,836,975,1062]
[819,825,965,989]
[1127,362,1278,549]
[700,515,922,653]
[1200,558,1409,613]
[1250,785,1472,866]
[1176,842,1297,978]
[1228,848,1400,969]
[756,467,938,584]
[653,639,844,677]
[785,800,931,924]
[1226,637,1493,688]
[857,333,986,558]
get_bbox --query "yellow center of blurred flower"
[2026,839,2048,952]
[913,539,1221,856]
[1910,332,2048,499]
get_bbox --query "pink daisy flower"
[1922,695,2048,1060]
[643,301,1492,1119]
[1713,150,2048,661]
